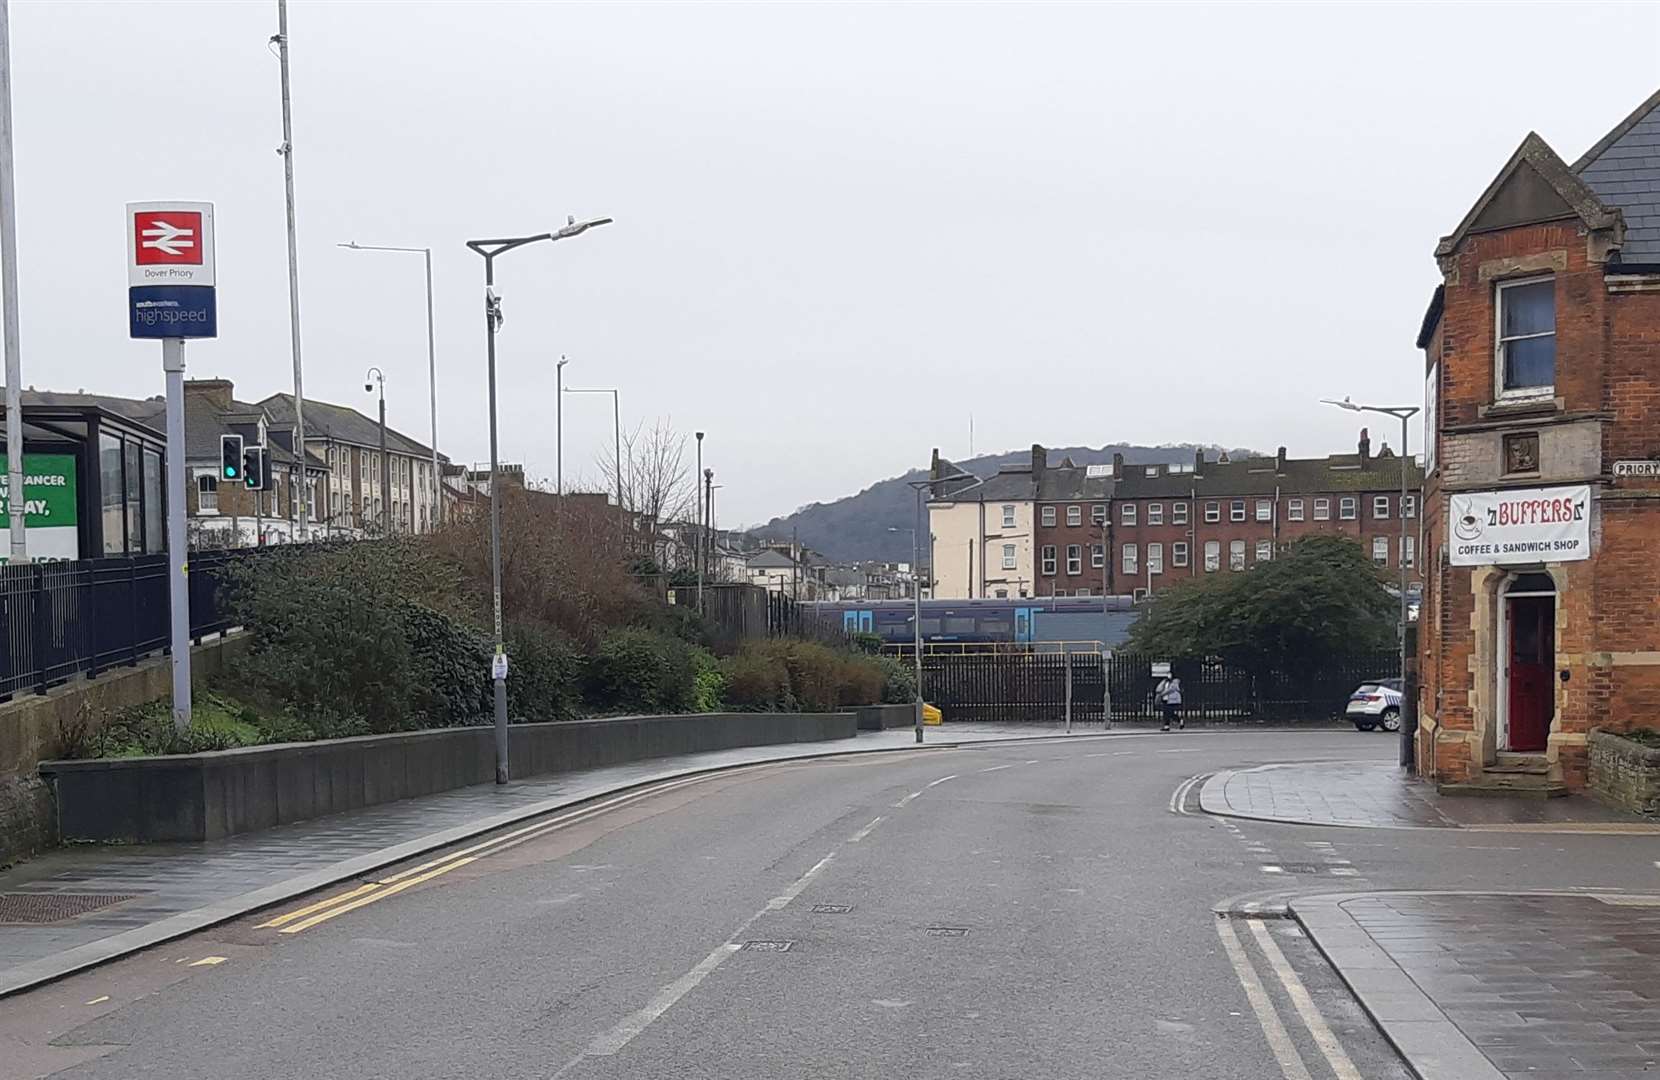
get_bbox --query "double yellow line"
[256,771,731,935]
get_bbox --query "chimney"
[184,378,235,412]
[930,447,940,482]
[1194,448,1205,473]
[1112,451,1124,477]
[1276,446,1287,474]
[1031,444,1047,478]
[1358,427,1371,468]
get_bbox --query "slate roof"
[1575,89,1660,264]
[258,393,433,457]
[1111,453,1420,499]
[7,389,320,468]
[746,549,797,570]
[1036,463,1114,502]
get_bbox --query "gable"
[1466,159,1577,234]
[1435,132,1620,259]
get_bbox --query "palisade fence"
[922,650,1399,724]
[1,549,250,701]
[671,584,847,648]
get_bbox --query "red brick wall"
[1034,501,1109,596]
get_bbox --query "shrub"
[721,648,793,711]
[507,625,583,722]
[719,640,893,712]
[873,654,917,704]
[585,628,699,714]
[691,648,727,713]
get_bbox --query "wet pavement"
[1295,891,1660,1080]
[1202,762,1656,830]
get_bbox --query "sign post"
[127,200,216,732]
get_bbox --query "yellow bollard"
[922,703,943,726]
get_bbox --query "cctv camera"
[364,383,373,393]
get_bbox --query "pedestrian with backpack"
[1157,674,1184,731]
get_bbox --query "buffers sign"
[1449,484,1591,566]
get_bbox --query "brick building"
[1032,447,1112,597]
[1415,90,1660,794]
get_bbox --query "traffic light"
[243,445,265,490]
[220,434,243,482]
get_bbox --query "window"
[360,453,368,482]
[100,434,124,552]
[1424,361,1439,472]
[1054,589,1068,598]
[1121,543,1137,575]
[197,473,219,513]
[1288,498,1304,522]
[1496,276,1555,398]
[1091,543,1104,568]
[1373,495,1390,519]
[124,440,142,554]
[1204,540,1220,572]
[1230,499,1246,522]
[1402,536,1416,568]
[994,588,1008,598]
[1372,536,1389,566]
[1041,506,1056,527]
[1067,505,1081,527]
[1091,504,1106,525]
[1041,545,1057,575]
[1314,497,1330,521]
[1001,504,1016,529]
[142,449,163,553]
[1066,544,1082,575]
[1256,539,1273,563]
[1001,543,1017,570]
[1252,499,1269,522]
[1172,502,1188,525]
[1148,542,1163,575]
[1340,496,1357,520]
[1121,503,1136,526]
[1075,586,1091,597]
[1205,501,1220,523]
[1172,541,1189,568]
[1402,494,1415,519]
[1229,540,1246,571]
[1148,503,1163,526]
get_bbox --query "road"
[7,730,1659,1080]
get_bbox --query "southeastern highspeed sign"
[126,201,217,339]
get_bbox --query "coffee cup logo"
[1452,496,1482,541]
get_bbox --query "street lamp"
[466,214,612,785]
[1323,396,1421,757]
[339,241,440,530]
[364,366,389,535]
[905,469,984,743]
[695,431,705,614]
[564,385,622,532]
[556,355,569,495]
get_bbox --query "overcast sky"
[5,1,1657,526]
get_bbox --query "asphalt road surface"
[8,730,1658,1080]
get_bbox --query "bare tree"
[598,417,697,564]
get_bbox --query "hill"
[751,444,1259,564]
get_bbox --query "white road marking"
[1023,759,1040,765]
[1157,748,1205,754]
[1168,774,1203,814]
[848,816,883,843]
[1260,866,1285,874]
[978,764,1014,773]
[187,956,227,967]
[1112,750,1136,756]
[926,774,958,788]
[1248,920,1365,1080]
[767,852,835,911]
[894,790,924,807]
[84,995,110,1005]
[1215,918,1314,1080]
[1329,868,1359,877]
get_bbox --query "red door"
[1506,595,1554,752]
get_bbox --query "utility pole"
[0,0,23,564]
[272,0,307,540]
[555,355,568,495]
[704,467,714,584]
[366,367,388,534]
[695,431,704,612]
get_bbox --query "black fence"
[670,584,847,648]
[0,549,250,700]
[922,649,1398,724]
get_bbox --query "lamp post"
[1323,396,1421,758]
[365,367,388,535]
[695,431,705,613]
[564,385,622,536]
[338,242,440,529]
[555,355,569,495]
[466,215,612,785]
[906,469,983,743]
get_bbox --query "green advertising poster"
[0,453,80,562]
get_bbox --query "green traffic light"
[224,467,238,479]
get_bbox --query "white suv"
[1346,678,1403,732]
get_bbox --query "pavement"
[5,728,1660,1079]
[0,722,1108,1000]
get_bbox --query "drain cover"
[0,893,137,924]
[742,940,795,952]
[811,904,852,914]
[926,926,969,937]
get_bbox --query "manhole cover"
[742,940,795,952]
[926,926,969,937]
[811,904,852,914]
[0,893,137,924]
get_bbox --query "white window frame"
[1402,536,1416,568]
[1230,499,1246,522]
[1147,542,1163,575]
[1229,539,1246,571]
[1148,503,1163,526]
[1066,544,1083,576]
[1121,543,1137,576]
[1372,535,1390,566]
[1090,543,1104,568]
[1255,499,1271,522]
[1288,498,1304,522]
[1373,495,1390,519]
[1340,496,1357,520]
[1041,505,1056,527]
[1402,494,1416,519]
[1002,504,1016,529]
[1121,503,1136,527]
[1172,502,1188,525]
[1314,497,1330,521]
[1091,503,1107,525]
[1041,545,1057,575]
[1494,275,1556,401]
[1204,501,1220,523]
[1172,541,1189,568]
[196,473,219,514]
[1001,543,1017,570]
[1255,539,1273,563]
[1067,505,1082,527]
[1203,540,1220,572]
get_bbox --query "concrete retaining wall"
[854,704,913,731]
[40,711,858,844]
[0,634,248,865]
[1589,729,1660,815]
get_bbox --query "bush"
[719,641,892,713]
[585,628,700,714]
[721,648,794,711]
[874,655,917,704]
[507,625,583,722]
[691,648,727,713]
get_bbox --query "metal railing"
[882,640,1107,657]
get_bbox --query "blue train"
[805,596,1139,648]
